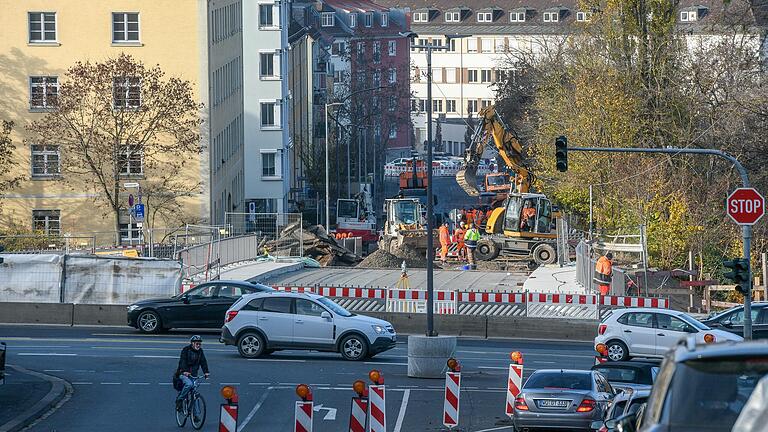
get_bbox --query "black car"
[591,360,660,390]
[701,302,768,339]
[127,280,273,333]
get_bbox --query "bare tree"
[0,120,22,200]
[27,54,203,243]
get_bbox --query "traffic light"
[555,136,568,172]
[723,258,750,294]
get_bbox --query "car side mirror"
[722,320,733,328]
[182,295,190,304]
[320,311,332,320]
[590,420,604,430]
[615,412,637,432]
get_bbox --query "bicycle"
[175,375,207,429]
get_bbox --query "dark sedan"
[591,360,660,390]
[127,280,273,333]
[702,302,768,339]
[513,369,615,431]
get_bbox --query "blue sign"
[134,204,145,222]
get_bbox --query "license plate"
[537,399,569,408]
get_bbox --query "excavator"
[456,105,558,265]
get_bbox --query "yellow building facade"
[0,0,244,246]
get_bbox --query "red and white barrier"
[460,292,525,303]
[443,371,461,429]
[505,362,523,418]
[219,403,238,432]
[601,295,668,308]
[349,397,368,432]
[388,289,455,301]
[367,385,386,432]
[528,293,596,305]
[295,401,313,432]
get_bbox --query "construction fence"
[177,233,262,281]
[575,240,628,296]
[0,254,180,304]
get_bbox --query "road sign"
[727,188,765,225]
[134,204,145,222]
[128,194,134,208]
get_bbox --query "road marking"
[100,382,121,385]
[473,426,514,432]
[247,359,306,363]
[364,362,408,366]
[238,387,272,432]
[72,382,92,385]
[73,370,96,373]
[248,382,272,386]
[17,353,76,356]
[220,382,241,385]
[133,355,177,359]
[478,366,507,370]
[393,389,410,432]
[43,369,64,372]
[129,382,150,385]
[534,361,557,364]
[313,404,337,421]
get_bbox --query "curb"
[0,365,73,432]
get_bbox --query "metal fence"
[224,213,304,257]
[575,240,626,295]
[176,233,261,281]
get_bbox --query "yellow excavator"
[456,105,558,265]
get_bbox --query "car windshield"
[316,296,352,317]
[661,357,768,431]
[487,175,507,185]
[525,372,592,390]
[393,201,418,225]
[678,313,710,330]
[594,366,641,384]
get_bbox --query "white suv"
[594,308,742,361]
[220,291,397,361]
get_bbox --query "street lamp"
[325,102,344,233]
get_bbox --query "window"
[350,13,357,27]
[388,96,397,111]
[244,298,264,311]
[481,99,492,108]
[446,99,456,112]
[373,69,381,86]
[371,96,379,110]
[296,299,327,317]
[655,314,695,333]
[681,11,697,21]
[446,68,456,83]
[388,124,397,139]
[217,285,246,298]
[576,11,591,22]
[29,76,58,109]
[112,12,140,43]
[261,297,293,314]
[113,77,141,109]
[432,99,443,112]
[28,12,56,43]
[447,39,457,52]
[259,4,274,27]
[260,102,278,127]
[618,312,654,328]
[467,100,478,113]
[388,67,396,84]
[445,11,461,22]
[468,69,478,83]
[419,99,428,112]
[321,12,334,27]
[510,11,526,22]
[33,210,61,236]
[413,12,428,22]
[381,12,389,27]
[357,42,365,61]
[477,12,493,22]
[727,308,760,325]
[410,98,419,112]
[31,145,60,177]
[543,11,559,22]
[365,12,373,27]
[432,67,442,83]
[119,145,143,176]
[481,38,492,53]
[480,69,492,83]
[262,152,276,177]
[332,41,347,56]
[495,38,506,52]
[467,38,478,53]
[388,40,397,56]
[260,53,274,77]
[373,41,381,63]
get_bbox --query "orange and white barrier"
[295,401,313,432]
[219,404,238,432]
[349,397,368,432]
[443,369,461,429]
[505,352,524,418]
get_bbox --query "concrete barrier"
[486,316,597,341]
[0,302,73,325]
[72,304,128,326]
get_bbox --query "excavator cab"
[492,193,555,238]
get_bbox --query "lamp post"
[325,102,344,233]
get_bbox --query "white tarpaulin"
[64,256,181,304]
[0,254,62,303]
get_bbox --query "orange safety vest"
[454,228,465,244]
[439,225,450,244]
[595,256,613,284]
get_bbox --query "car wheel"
[475,239,500,261]
[340,334,369,361]
[606,340,629,361]
[137,310,162,334]
[533,243,557,265]
[237,332,265,359]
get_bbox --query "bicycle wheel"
[191,394,206,430]
[175,398,188,428]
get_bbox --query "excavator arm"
[456,106,532,196]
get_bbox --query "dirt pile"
[358,245,428,268]
[265,223,361,266]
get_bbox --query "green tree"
[0,120,21,200]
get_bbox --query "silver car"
[513,369,615,432]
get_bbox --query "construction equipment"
[379,197,435,254]
[336,184,377,242]
[484,173,510,193]
[456,105,558,265]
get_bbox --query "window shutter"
[273,51,281,77]
[274,101,281,127]
[272,3,280,27]
[275,151,283,177]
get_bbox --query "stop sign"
[727,188,765,225]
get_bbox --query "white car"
[220,291,397,361]
[594,307,742,361]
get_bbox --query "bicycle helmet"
[190,335,202,343]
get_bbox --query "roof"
[673,340,768,363]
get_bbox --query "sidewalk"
[0,365,71,432]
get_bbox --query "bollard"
[349,380,369,432]
[0,342,6,385]
[443,358,462,429]
[294,384,313,432]
[505,351,524,418]
[218,385,238,432]
[594,343,609,365]
[367,370,386,432]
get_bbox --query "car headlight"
[372,325,387,335]
[127,305,139,312]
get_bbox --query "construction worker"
[520,200,536,231]
[594,252,613,296]
[439,222,451,264]
[464,223,481,270]
[454,223,466,261]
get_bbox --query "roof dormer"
[542,7,568,23]
[476,7,502,23]
[412,8,437,23]
[680,5,708,22]
[444,7,470,23]
[510,7,531,23]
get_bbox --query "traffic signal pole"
[567,146,754,340]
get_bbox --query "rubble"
[264,222,361,267]
[358,245,428,268]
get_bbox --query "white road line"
[72,382,92,385]
[220,382,241,386]
[133,355,177,359]
[129,382,150,385]
[43,369,64,372]
[18,353,76,356]
[104,370,122,373]
[473,426,514,432]
[238,387,272,432]
[73,370,96,373]
[364,362,408,366]
[248,382,272,386]
[534,361,557,364]
[101,382,121,385]
[393,389,410,432]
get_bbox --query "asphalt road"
[1,325,597,432]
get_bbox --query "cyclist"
[176,335,210,410]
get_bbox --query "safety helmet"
[190,335,203,343]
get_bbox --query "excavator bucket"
[456,168,481,197]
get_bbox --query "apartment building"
[0,0,244,241]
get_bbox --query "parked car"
[594,308,742,361]
[591,388,650,432]
[701,302,768,339]
[127,280,273,333]
[220,291,397,361]
[614,338,768,432]
[512,369,615,431]
[591,360,660,390]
